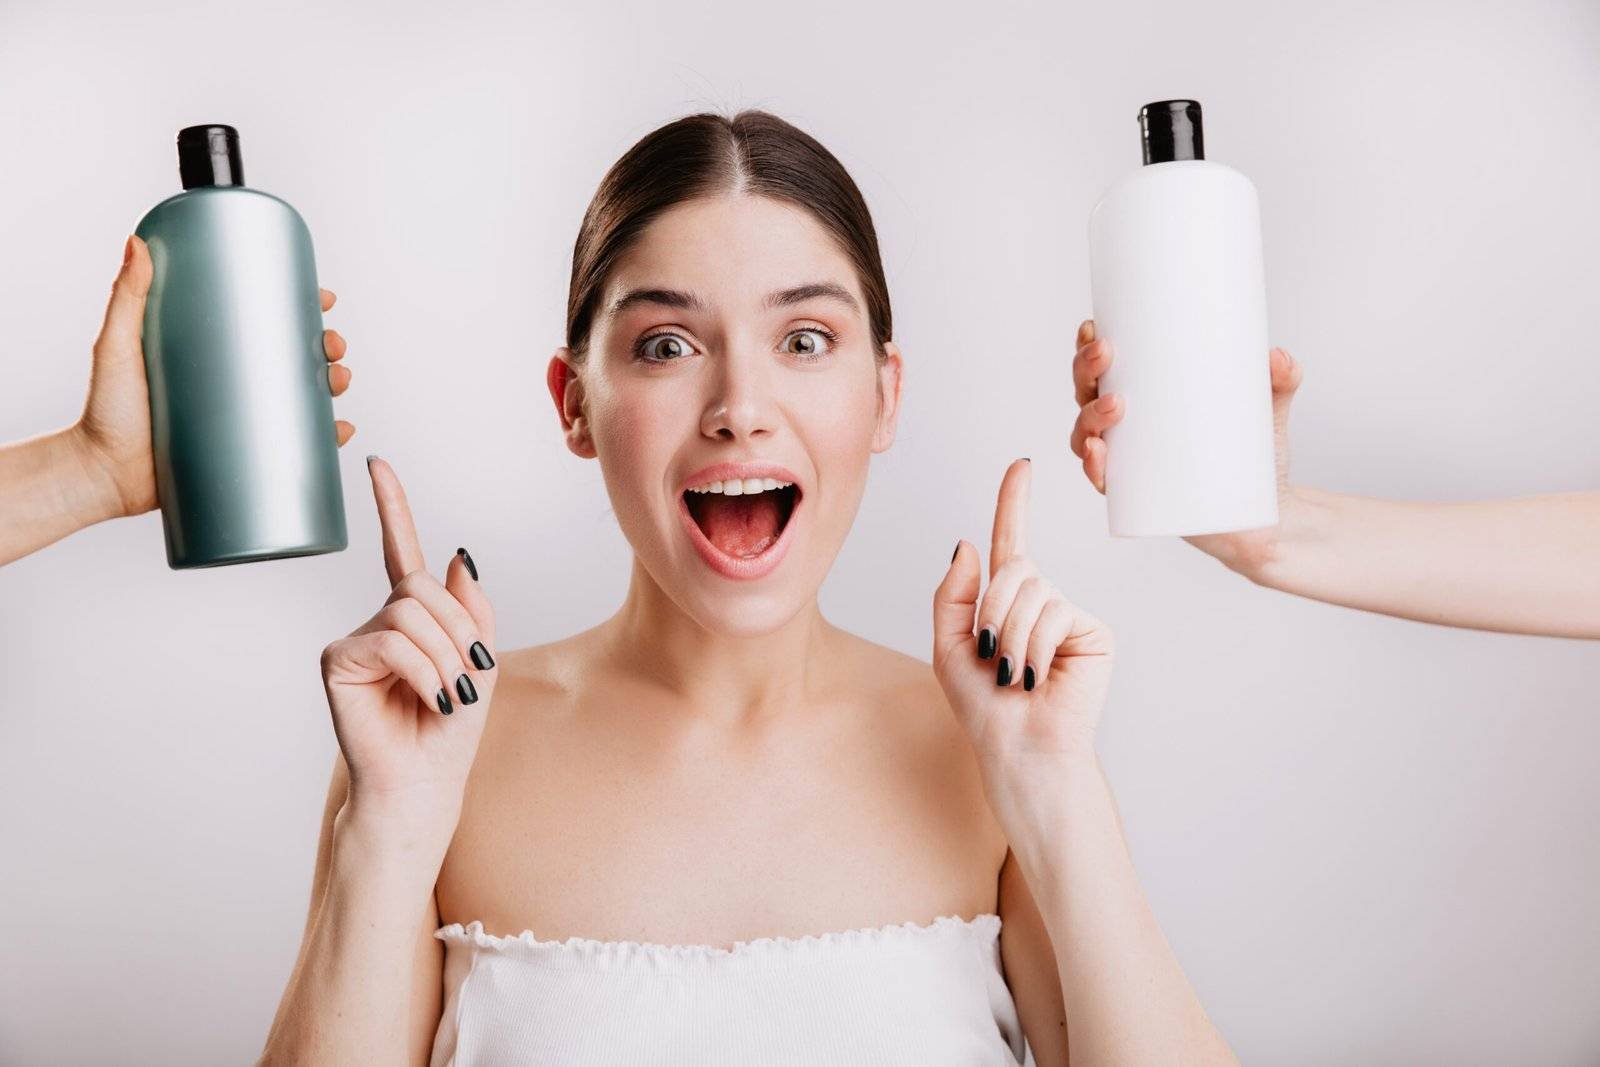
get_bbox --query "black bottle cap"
[177,124,245,189]
[1139,100,1204,165]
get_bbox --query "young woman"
[1069,327,1600,639]
[261,111,1237,1066]
[0,236,356,568]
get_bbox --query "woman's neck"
[600,555,836,723]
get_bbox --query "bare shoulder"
[481,625,608,713]
[463,627,605,774]
[827,628,953,720]
[828,627,1008,897]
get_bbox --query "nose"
[699,349,777,442]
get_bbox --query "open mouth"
[683,482,801,560]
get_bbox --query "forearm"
[259,804,439,1066]
[0,425,121,566]
[1000,753,1236,1067]
[1244,487,1600,638]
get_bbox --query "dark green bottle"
[135,124,347,569]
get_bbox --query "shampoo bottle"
[135,124,347,568]
[1087,100,1277,537]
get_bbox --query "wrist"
[983,742,1102,842]
[336,789,459,879]
[57,423,129,526]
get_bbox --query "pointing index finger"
[989,458,1031,579]
[367,455,427,588]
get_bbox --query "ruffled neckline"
[436,912,1001,963]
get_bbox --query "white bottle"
[1088,100,1277,537]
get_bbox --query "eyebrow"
[606,281,861,319]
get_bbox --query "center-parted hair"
[565,111,893,363]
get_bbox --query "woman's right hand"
[1068,319,1306,576]
[318,455,498,851]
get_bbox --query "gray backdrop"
[2,1,1597,1063]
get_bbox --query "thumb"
[932,540,981,668]
[93,235,153,365]
[1268,347,1302,485]
[1269,346,1302,425]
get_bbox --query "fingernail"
[1095,395,1117,413]
[366,453,378,467]
[1023,664,1036,692]
[996,655,1013,687]
[951,541,960,563]
[978,627,997,660]
[456,674,478,705]
[469,640,495,670]
[1022,457,1031,464]
[122,236,134,267]
[437,688,453,716]
[457,546,479,581]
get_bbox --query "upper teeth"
[687,477,793,496]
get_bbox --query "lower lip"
[676,490,801,581]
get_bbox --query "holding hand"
[73,234,357,519]
[318,456,497,850]
[932,458,1114,804]
[1069,318,1303,572]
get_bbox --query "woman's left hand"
[932,458,1115,795]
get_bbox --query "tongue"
[695,492,783,558]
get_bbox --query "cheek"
[588,383,682,516]
[793,371,880,511]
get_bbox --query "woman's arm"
[997,848,1070,1065]
[260,457,499,1064]
[936,459,1236,1066]
[259,752,445,1067]
[998,756,1231,1065]
[0,426,121,566]
[1234,487,1600,638]
[1070,322,1599,639]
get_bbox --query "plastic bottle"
[135,124,347,568]
[1087,100,1277,537]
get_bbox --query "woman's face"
[548,194,903,637]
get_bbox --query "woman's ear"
[547,347,597,458]
[870,341,904,454]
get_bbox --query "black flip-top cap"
[177,124,244,189]
[1139,100,1204,165]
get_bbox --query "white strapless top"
[429,913,1036,1066]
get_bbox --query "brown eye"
[783,328,835,358]
[638,333,691,362]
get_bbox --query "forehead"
[603,194,862,315]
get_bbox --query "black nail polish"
[996,655,1013,687]
[456,674,478,705]
[978,628,997,660]
[1023,664,1036,692]
[457,547,479,581]
[951,542,960,563]
[437,688,453,716]
[470,641,495,671]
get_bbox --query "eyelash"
[633,325,840,364]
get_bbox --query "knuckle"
[393,569,432,598]
[373,629,407,662]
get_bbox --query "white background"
[2,1,1597,1062]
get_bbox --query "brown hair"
[565,110,892,363]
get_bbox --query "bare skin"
[0,234,357,568]
[263,196,1234,1066]
[1070,320,1600,639]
